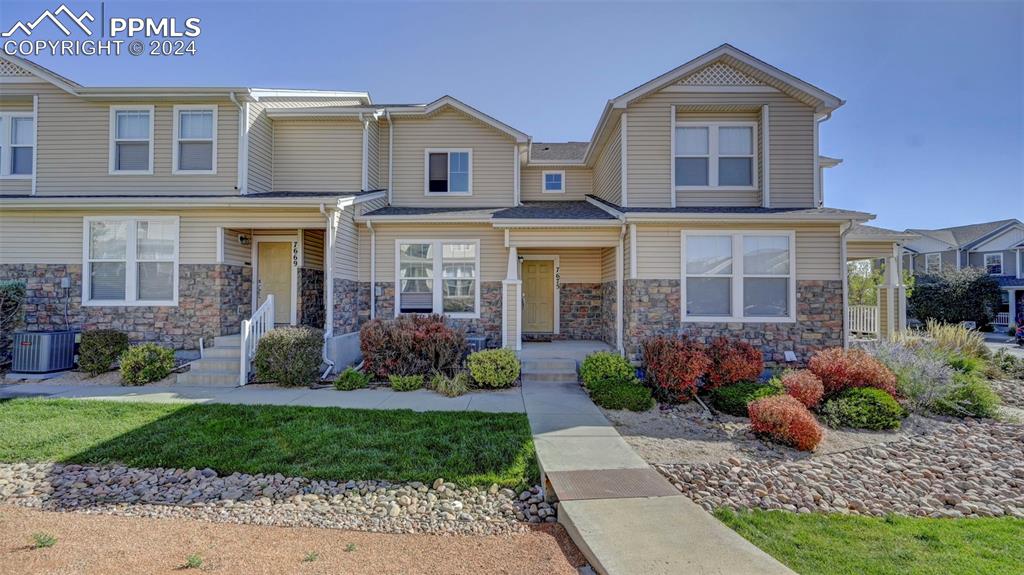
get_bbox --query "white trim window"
[173,105,217,174]
[0,112,34,178]
[396,239,480,318]
[542,170,565,194]
[925,253,942,274]
[109,106,154,174]
[425,149,472,195]
[681,231,795,322]
[674,121,757,189]
[984,252,1003,275]
[83,216,179,306]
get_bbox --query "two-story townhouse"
[902,218,1024,328]
[0,45,910,383]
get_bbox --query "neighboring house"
[902,219,1024,328]
[0,45,906,381]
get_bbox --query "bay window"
[397,240,479,317]
[84,216,179,306]
[109,106,154,174]
[173,106,217,173]
[425,149,471,194]
[682,231,794,322]
[0,113,34,177]
[675,122,756,188]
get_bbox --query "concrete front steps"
[176,334,241,387]
[521,358,579,384]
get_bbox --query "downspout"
[368,221,376,320]
[386,110,394,204]
[813,111,832,208]
[840,219,854,349]
[229,92,248,194]
[319,203,336,377]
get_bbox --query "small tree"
[908,267,1001,328]
[847,260,882,306]
[0,280,27,366]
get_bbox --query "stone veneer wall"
[299,268,324,329]
[357,281,503,347]
[0,263,251,350]
[601,281,617,347]
[623,279,843,364]
[333,278,362,334]
[556,283,604,341]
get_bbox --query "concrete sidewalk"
[0,382,525,413]
[521,376,793,575]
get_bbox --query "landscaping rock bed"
[657,419,1024,519]
[990,378,1024,409]
[0,463,554,535]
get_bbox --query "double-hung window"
[173,106,217,174]
[675,122,756,188]
[924,253,942,274]
[110,106,154,174]
[0,113,34,177]
[984,253,1003,275]
[84,216,179,306]
[397,240,479,317]
[425,149,471,195]
[682,231,794,322]
[542,170,565,193]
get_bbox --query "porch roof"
[360,201,619,224]
[586,195,873,223]
[996,277,1024,288]
[0,190,385,210]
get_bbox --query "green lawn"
[0,399,536,488]
[717,508,1024,575]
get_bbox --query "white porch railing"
[995,312,1010,326]
[849,305,879,337]
[240,294,274,386]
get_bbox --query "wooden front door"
[257,241,293,325]
[523,260,554,333]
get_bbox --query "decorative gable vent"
[0,60,33,77]
[677,62,763,86]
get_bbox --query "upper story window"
[397,240,479,317]
[682,231,794,322]
[84,216,179,306]
[984,253,1003,275]
[542,170,565,193]
[674,122,756,189]
[173,106,217,174]
[925,253,942,274]
[425,149,471,195]
[0,113,34,178]
[110,106,154,175]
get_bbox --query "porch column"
[616,227,625,354]
[1010,289,1018,327]
[502,247,521,350]
[882,254,899,339]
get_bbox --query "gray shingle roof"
[530,142,589,162]
[587,195,870,218]
[849,223,917,240]
[493,201,615,220]
[361,206,502,218]
[0,190,381,200]
[996,276,1024,288]
[908,219,1021,248]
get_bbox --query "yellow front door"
[523,260,554,333]
[258,241,293,325]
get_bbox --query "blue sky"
[3,1,1022,230]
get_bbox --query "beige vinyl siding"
[302,229,325,270]
[272,119,362,192]
[0,93,36,195]
[847,241,894,261]
[31,86,239,195]
[632,223,841,281]
[334,208,358,281]
[222,228,252,266]
[878,286,891,337]
[0,209,323,265]
[507,227,620,249]
[246,101,273,193]
[357,195,388,216]
[520,166,593,201]
[673,110,761,207]
[519,248,603,283]
[0,98,34,111]
[624,225,633,278]
[0,179,31,195]
[359,224,507,282]
[390,107,515,207]
[626,91,815,208]
[592,118,622,205]
[377,120,390,190]
[504,282,518,346]
[601,246,617,283]
[366,118,379,190]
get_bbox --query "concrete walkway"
[0,382,525,413]
[521,363,793,574]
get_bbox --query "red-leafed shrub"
[705,337,763,389]
[781,370,825,409]
[360,314,468,379]
[641,336,711,403]
[748,395,823,452]
[808,347,898,398]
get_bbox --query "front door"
[257,241,293,325]
[523,260,554,333]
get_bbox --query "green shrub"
[389,374,424,392]
[467,349,520,388]
[589,378,654,411]
[77,329,130,376]
[820,387,905,430]
[334,367,371,391]
[908,269,1002,330]
[710,379,784,417]
[431,371,470,397]
[31,532,56,549]
[945,353,986,375]
[933,373,1001,418]
[119,343,175,386]
[253,327,323,387]
[579,352,634,389]
[0,279,26,365]
[989,349,1024,380]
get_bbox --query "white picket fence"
[239,294,274,386]
[849,305,879,337]
[995,312,1010,326]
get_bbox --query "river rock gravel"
[657,419,1024,518]
[0,463,555,535]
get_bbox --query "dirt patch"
[3,367,183,387]
[604,402,954,465]
[0,505,585,575]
